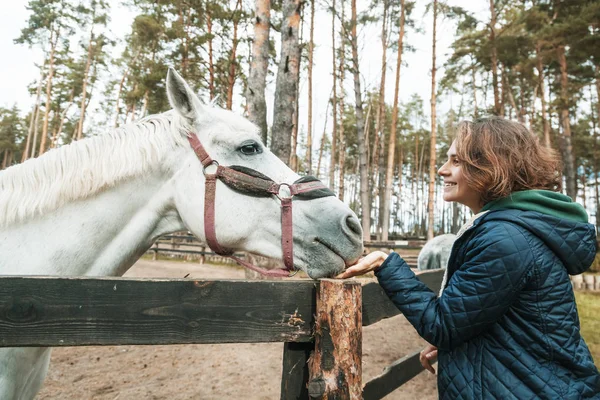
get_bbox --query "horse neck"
[0,159,187,278]
[76,172,186,276]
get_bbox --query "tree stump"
[308,279,362,399]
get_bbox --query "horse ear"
[166,68,202,123]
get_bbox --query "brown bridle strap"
[280,197,293,268]
[186,132,332,277]
[203,173,234,256]
[188,132,213,167]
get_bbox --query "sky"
[0,0,489,138]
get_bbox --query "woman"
[338,117,600,399]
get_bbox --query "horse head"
[166,69,363,278]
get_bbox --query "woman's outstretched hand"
[336,251,388,279]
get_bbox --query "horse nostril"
[345,215,362,236]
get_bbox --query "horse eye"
[239,142,262,155]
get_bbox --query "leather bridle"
[187,132,335,277]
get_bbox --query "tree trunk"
[592,80,599,231]
[536,43,551,148]
[306,0,315,175]
[374,0,388,239]
[350,0,369,242]
[427,0,438,240]
[471,56,478,118]
[114,50,140,128]
[181,4,191,75]
[207,9,215,101]
[392,145,403,235]
[557,45,576,199]
[140,89,150,118]
[381,0,405,241]
[316,107,329,179]
[31,92,42,158]
[489,0,501,116]
[581,170,587,210]
[129,83,138,122]
[503,67,524,123]
[247,0,271,144]
[1,149,8,169]
[6,151,13,169]
[76,27,95,140]
[328,0,338,190]
[40,27,60,156]
[290,65,301,171]
[23,64,45,162]
[271,0,301,165]
[226,0,243,110]
[54,89,75,148]
[337,0,346,201]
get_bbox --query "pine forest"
[2,0,600,241]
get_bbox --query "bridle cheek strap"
[203,173,234,256]
[203,170,292,277]
[281,197,293,269]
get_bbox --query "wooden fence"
[0,269,444,399]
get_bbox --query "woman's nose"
[438,163,448,176]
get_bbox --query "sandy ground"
[36,259,438,399]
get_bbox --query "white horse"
[417,233,456,271]
[0,69,363,399]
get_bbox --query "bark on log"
[308,279,362,399]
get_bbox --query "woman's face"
[438,141,483,213]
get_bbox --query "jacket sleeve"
[375,221,535,350]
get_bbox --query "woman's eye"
[239,143,262,155]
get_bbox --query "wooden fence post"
[308,279,362,399]
[281,342,313,399]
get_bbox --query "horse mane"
[0,111,190,228]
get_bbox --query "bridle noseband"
[187,132,335,277]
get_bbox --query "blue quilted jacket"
[375,208,600,399]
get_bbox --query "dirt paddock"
[37,259,437,399]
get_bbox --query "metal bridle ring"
[275,183,293,200]
[202,160,219,176]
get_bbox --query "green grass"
[576,291,600,365]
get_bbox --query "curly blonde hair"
[454,117,562,205]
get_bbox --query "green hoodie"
[481,190,589,223]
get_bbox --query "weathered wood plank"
[362,351,428,400]
[0,277,317,346]
[362,269,445,326]
[280,342,313,400]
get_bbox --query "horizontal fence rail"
[0,277,317,346]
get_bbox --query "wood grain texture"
[280,341,313,400]
[0,277,317,346]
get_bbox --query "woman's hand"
[419,344,438,374]
[336,251,388,279]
